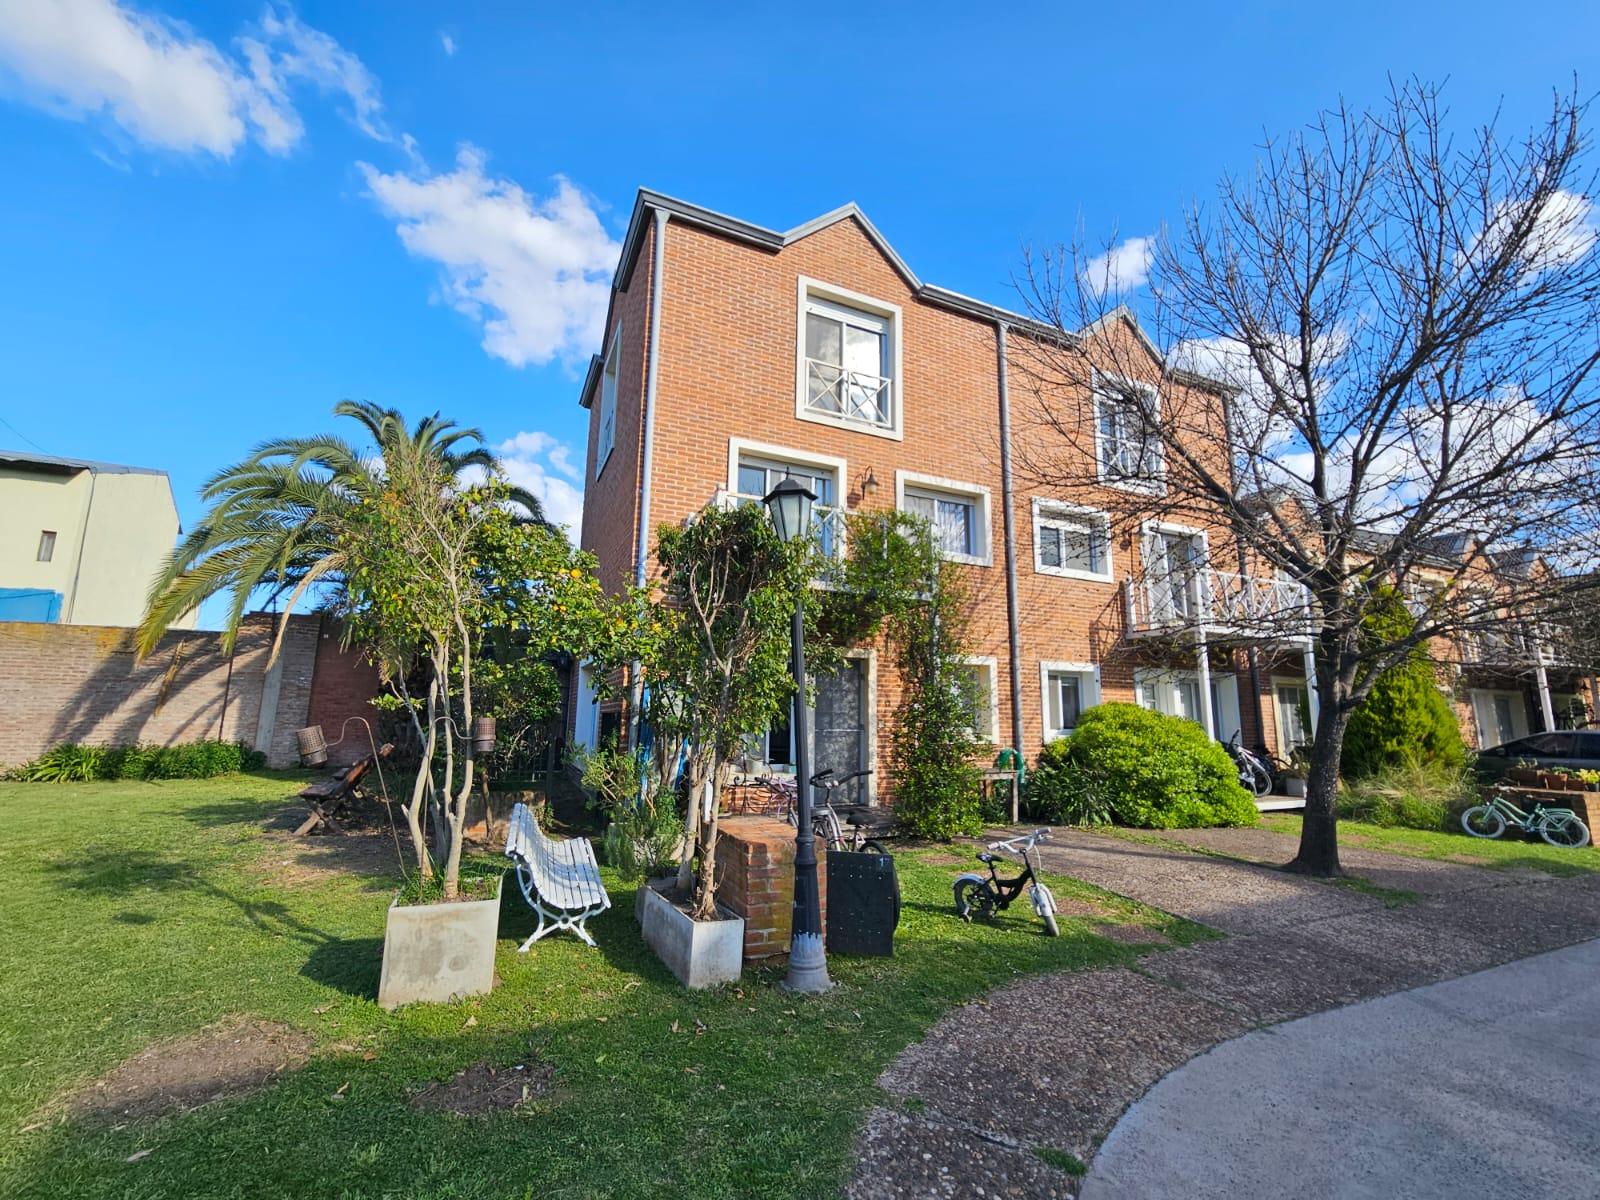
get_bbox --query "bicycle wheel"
[1032,883,1060,937]
[1461,805,1506,839]
[954,878,993,921]
[1539,814,1591,849]
[1248,760,1273,797]
[861,839,888,856]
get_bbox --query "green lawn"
[0,776,1207,1199]
[1259,812,1600,876]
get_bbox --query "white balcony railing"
[804,358,893,428]
[1125,566,1314,641]
[1459,624,1567,668]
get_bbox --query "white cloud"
[0,0,384,157]
[439,32,456,57]
[360,147,621,367]
[1467,188,1599,279]
[1082,234,1155,298]
[495,431,584,537]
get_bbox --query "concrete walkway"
[847,827,1600,1199]
[1083,939,1600,1200]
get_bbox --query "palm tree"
[137,401,543,659]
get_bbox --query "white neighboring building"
[0,450,194,629]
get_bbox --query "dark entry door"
[812,659,868,805]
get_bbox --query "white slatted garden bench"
[505,801,610,950]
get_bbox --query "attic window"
[37,531,56,562]
[795,277,903,439]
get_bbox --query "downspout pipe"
[995,322,1025,761]
[631,207,669,746]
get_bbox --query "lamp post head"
[762,476,817,545]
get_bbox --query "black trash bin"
[826,850,900,956]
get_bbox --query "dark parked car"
[1474,730,1600,781]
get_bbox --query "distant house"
[0,450,192,629]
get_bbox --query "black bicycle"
[952,828,1059,936]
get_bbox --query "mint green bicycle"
[1461,789,1591,848]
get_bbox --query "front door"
[812,659,868,805]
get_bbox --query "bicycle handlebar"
[810,768,874,788]
[987,828,1051,852]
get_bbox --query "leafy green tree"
[137,401,542,660]
[1341,589,1466,778]
[339,463,607,897]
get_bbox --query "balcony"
[1459,624,1570,668]
[803,358,893,429]
[1125,566,1314,642]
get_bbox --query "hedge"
[5,740,267,783]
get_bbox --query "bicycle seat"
[976,852,1000,865]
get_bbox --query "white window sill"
[796,407,904,441]
[939,550,993,568]
[1097,472,1166,496]
[1035,563,1114,583]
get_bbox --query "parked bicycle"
[1461,788,1591,848]
[781,768,887,854]
[1223,731,1274,798]
[952,828,1060,936]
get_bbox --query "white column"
[1196,631,1215,738]
[1535,660,1557,732]
[1301,641,1321,732]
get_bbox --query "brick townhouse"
[568,189,1597,799]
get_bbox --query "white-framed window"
[726,438,847,559]
[1272,676,1313,757]
[1140,522,1208,625]
[1469,688,1529,749]
[595,324,621,479]
[1136,669,1242,743]
[36,531,56,563]
[1094,374,1163,491]
[1039,661,1100,741]
[1032,500,1112,581]
[953,655,1000,744]
[896,471,992,565]
[795,277,902,439]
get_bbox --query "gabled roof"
[585,189,1230,407]
[0,449,167,477]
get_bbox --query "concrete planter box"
[636,877,744,989]
[377,877,502,1010]
[1284,777,1307,798]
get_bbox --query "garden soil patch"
[409,1059,555,1116]
[66,1018,312,1123]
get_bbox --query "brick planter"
[714,816,828,961]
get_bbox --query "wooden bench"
[505,802,610,950]
[294,745,393,836]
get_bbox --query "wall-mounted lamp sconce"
[861,466,879,497]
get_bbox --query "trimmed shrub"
[1039,703,1258,829]
[6,740,265,782]
[1342,590,1466,777]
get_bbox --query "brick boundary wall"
[0,613,379,769]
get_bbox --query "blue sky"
[1,1,1596,626]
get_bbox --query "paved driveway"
[1083,939,1600,1200]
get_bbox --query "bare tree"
[1015,81,1600,875]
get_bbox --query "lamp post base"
[779,931,833,994]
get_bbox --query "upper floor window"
[1095,375,1163,490]
[727,439,845,559]
[1033,501,1112,581]
[796,278,902,439]
[595,325,621,478]
[898,472,991,565]
[36,531,56,563]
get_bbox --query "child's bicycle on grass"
[1460,788,1591,848]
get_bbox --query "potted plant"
[1280,747,1312,798]
[590,504,815,988]
[340,462,612,1008]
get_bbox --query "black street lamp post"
[763,477,832,994]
